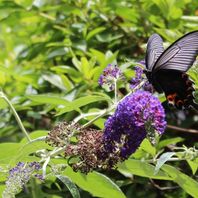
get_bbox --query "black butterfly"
[144,31,198,110]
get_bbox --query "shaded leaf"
[162,164,198,198]
[43,74,67,91]
[154,152,175,174]
[56,175,80,198]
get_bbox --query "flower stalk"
[0,91,31,142]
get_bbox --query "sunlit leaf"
[57,95,110,115]
[118,159,172,180]
[86,27,106,41]
[27,95,69,106]
[64,167,125,198]
[0,143,22,165]
[140,138,156,156]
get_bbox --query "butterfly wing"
[152,30,198,72]
[145,34,164,71]
[153,69,196,109]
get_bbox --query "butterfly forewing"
[145,34,164,71]
[153,31,198,72]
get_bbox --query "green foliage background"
[0,0,198,197]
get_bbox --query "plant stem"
[114,79,117,104]
[0,91,31,142]
[146,157,185,163]
[119,79,147,103]
[73,111,103,123]
[82,108,111,128]
[30,178,37,198]
[42,156,50,178]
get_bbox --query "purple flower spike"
[103,90,166,159]
[3,162,43,197]
[130,61,154,92]
[130,66,144,89]
[98,64,123,90]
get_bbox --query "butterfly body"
[145,31,198,110]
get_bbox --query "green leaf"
[157,137,184,149]
[51,65,78,75]
[115,7,138,22]
[60,74,74,91]
[20,130,48,143]
[86,27,106,41]
[15,141,52,162]
[47,48,68,59]
[64,167,126,198]
[72,57,81,71]
[0,170,7,182]
[154,152,175,174]
[0,71,6,85]
[0,143,22,165]
[73,95,109,106]
[0,97,8,109]
[57,95,109,115]
[56,175,80,198]
[162,164,198,197]
[89,49,105,65]
[0,185,5,197]
[27,95,69,106]
[182,15,198,22]
[43,74,67,91]
[56,105,81,115]
[80,57,91,78]
[118,159,172,180]
[0,1,23,9]
[187,159,198,175]
[140,139,156,156]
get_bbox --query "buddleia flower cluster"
[46,122,80,147]
[47,124,122,173]
[3,162,43,198]
[103,90,166,158]
[98,64,124,90]
[46,64,166,173]
[47,92,166,173]
[65,129,105,173]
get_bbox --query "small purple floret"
[98,64,123,90]
[130,66,144,89]
[130,61,154,92]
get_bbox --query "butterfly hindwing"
[153,69,196,109]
